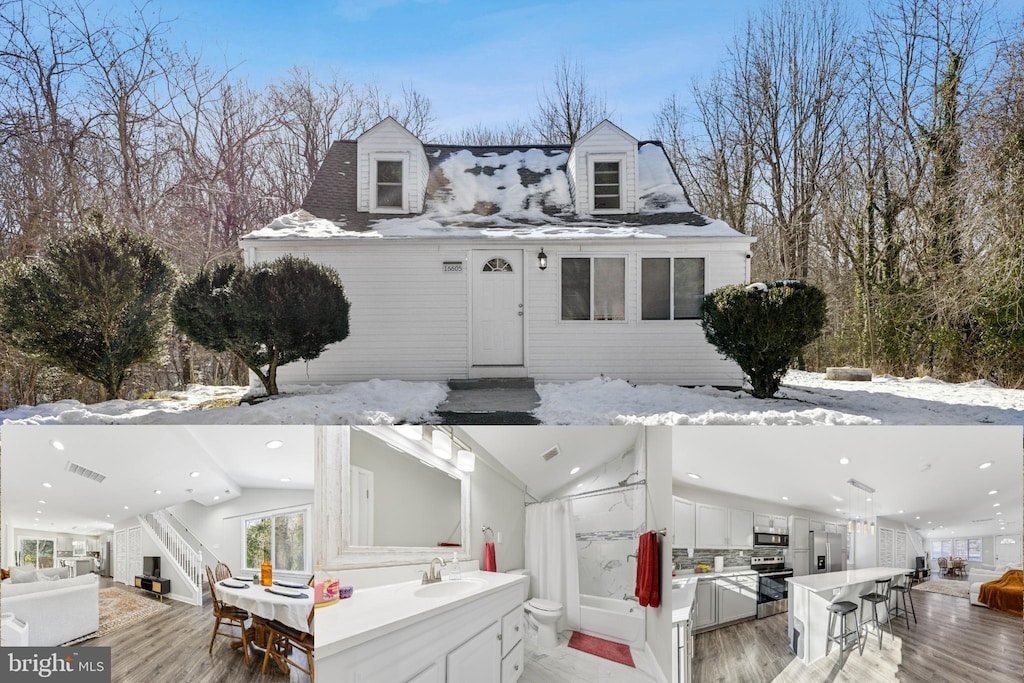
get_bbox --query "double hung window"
[561,257,626,321]
[641,258,705,320]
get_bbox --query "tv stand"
[135,575,171,601]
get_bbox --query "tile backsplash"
[672,548,757,570]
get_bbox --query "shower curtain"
[525,499,581,633]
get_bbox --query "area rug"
[63,587,171,645]
[567,631,635,667]
[912,579,970,599]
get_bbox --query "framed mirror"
[316,426,471,568]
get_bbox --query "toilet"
[507,569,564,649]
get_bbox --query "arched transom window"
[482,258,513,273]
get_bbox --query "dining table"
[215,576,314,660]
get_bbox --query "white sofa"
[1,572,100,645]
[968,564,1022,607]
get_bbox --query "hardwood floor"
[692,589,1023,682]
[84,578,311,683]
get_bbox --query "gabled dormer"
[566,120,639,215]
[356,117,429,214]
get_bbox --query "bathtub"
[578,594,645,648]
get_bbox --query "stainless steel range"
[751,555,793,619]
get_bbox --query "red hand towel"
[484,542,497,572]
[635,531,660,608]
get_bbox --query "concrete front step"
[435,410,540,425]
[447,378,536,390]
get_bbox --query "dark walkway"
[434,379,541,425]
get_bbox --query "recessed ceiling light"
[835,508,842,512]
[50,440,64,451]
[782,496,789,501]
[123,505,129,510]
[993,503,1001,507]
[213,495,220,500]
[915,516,920,520]
[189,471,200,478]
[42,482,52,488]
[988,490,998,495]
[570,467,580,475]
[576,483,584,488]
[34,518,39,522]
[266,440,283,449]
[38,500,46,504]
[106,515,110,518]
[839,457,850,465]
[279,478,291,483]
[939,525,944,528]
[154,490,161,495]
[35,510,42,514]
[898,510,904,514]
[687,473,701,479]
[978,461,993,469]
[866,498,872,502]
[997,511,1003,516]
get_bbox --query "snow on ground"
[534,370,1024,425]
[2,371,1021,426]
[1,380,447,425]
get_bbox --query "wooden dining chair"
[262,606,315,682]
[938,558,948,575]
[214,562,232,581]
[206,566,252,666]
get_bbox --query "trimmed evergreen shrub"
[172,255,350,396]
[701,280,828,398]
[0,221,178,400]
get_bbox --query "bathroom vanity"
[315,570,529,683]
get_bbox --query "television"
[915,556,926,570]
[143,556,161,578]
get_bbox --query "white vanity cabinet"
[316,575,528,683]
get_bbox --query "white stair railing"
[138,510,202,604]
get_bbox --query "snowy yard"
[2,370,1022,426]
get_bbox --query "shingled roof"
[243,139,746,240]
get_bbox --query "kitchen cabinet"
[448,622,500,683]
[754,513,787,530]
[693,579,717,630]
[789,516,809,550]
[824,523,839,535]
[407,664,443,683]
[809,520,825,532]
[716,574,758,623]
[790,550,809,576]
[673,619,692,683]
[673,498,696,549]
[728,509,753,549]
[696,504,752,549]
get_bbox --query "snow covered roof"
[242,140,750,241]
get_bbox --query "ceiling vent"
[540,445,561,461]
[971,518,994,523]
[64,461,106,483]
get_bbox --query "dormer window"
[375,160,404,210]
[593,161,621,210]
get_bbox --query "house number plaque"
[442,262,463,273]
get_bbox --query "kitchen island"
[786,567,907,664]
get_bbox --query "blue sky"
[104,0,1022,138]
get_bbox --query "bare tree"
[362,81,435,138]
[431,120,534,146]
[532,57,609,144]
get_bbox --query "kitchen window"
[374,159,404,211]
[641,257,705,319]
[242,505,310,573]
[561,257,626,321]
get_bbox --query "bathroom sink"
[412,578,487,599]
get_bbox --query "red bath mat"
[567,631,635,668]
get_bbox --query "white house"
[239,117,756,387]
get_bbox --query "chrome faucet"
[422,556,447,584]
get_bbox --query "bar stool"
[825,600,863,670]
[888,572,917,628]
[859,577,894,648]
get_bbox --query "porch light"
[537,249,548,270]
[456,449,476,472]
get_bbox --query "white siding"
[356,119,428,213]
[570,122,638,215]
[247,237,751,387]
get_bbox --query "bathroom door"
[350,465,374,546]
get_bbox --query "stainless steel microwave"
[753,527,789,547]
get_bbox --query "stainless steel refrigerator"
[809,530,846,574]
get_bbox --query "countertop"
[787,567,907,592]
[315,570,528,660]
[672,567,757,580]
[671,576,698,624]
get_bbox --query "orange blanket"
[978,569,1024,617]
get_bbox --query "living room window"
[930,539,952,559]
[954,538,983,562]
[641,257,706,320]
[17,537,55,568]
[242,505,310,574]
[560,257,626,321]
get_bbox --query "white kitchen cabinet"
[673,498,696,548]
[756,513,788,530]
[809,520,825,532]
[824,523,839,535]
[696,504,729,548]
[728,509,753,549]
[771,515,788,530]
[693,579,717,630]
[448,622,500,683]
[406,663,444,683]
[790,549,809,576]
[716,574,758,624]
[754,513,771,528]
[790,516,809,550]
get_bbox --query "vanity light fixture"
[456,449,476,472]
[266,440,284,449]
[570,466,580,475]
[432,429,453,461]
[537,249,548,270]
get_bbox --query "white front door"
[472,250,524,366]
